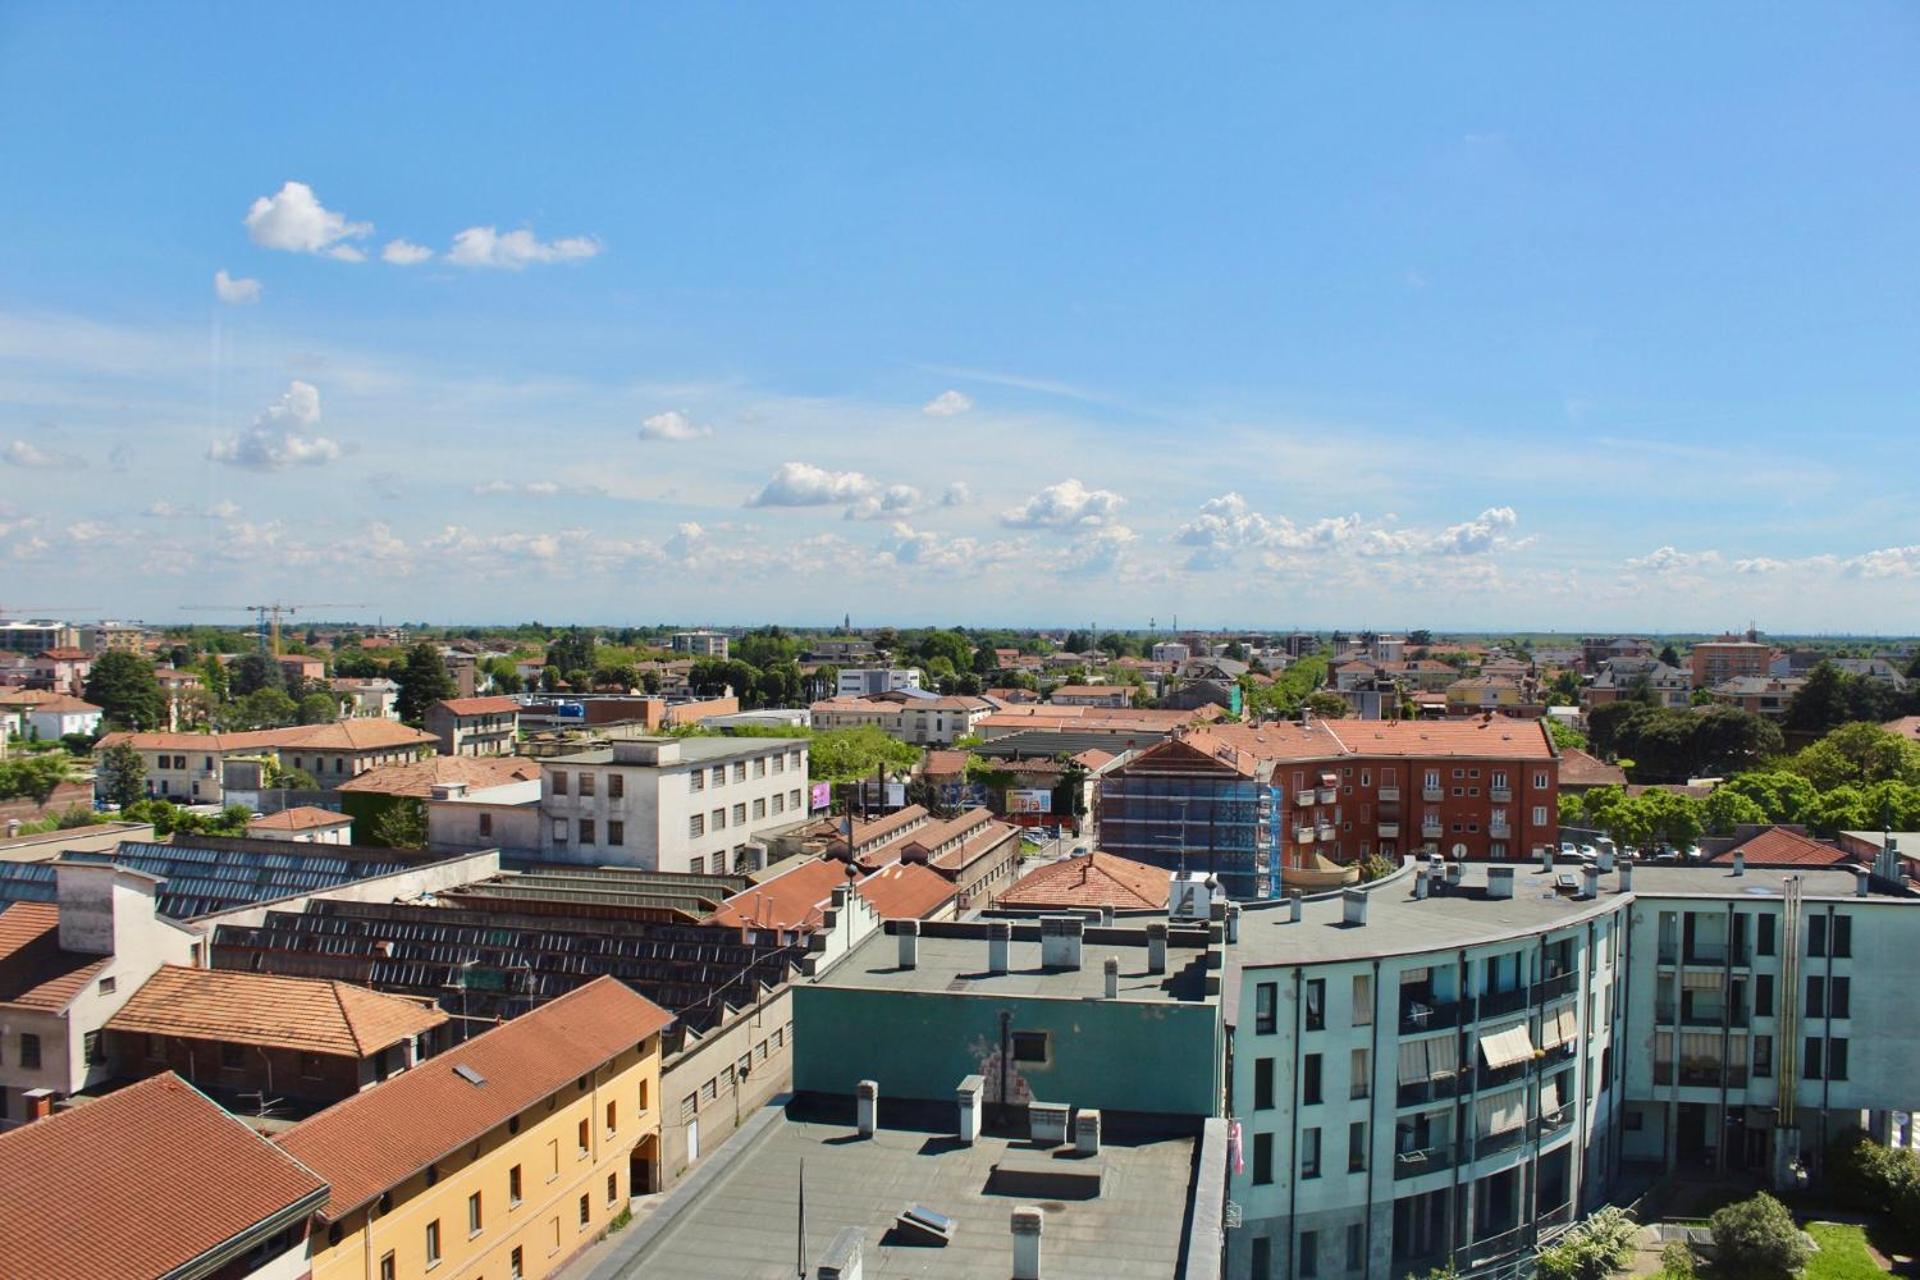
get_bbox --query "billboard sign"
[1007,789,1053,814]
[810,782,832,811]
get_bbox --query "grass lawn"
[1805,1221,1889,1279]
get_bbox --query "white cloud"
[243,181,372,257]
[446,226,601,269]
[1437,506,1520,555]
[922,389,973,417]
[382,239,433,266]
[469,479,606,499]
[1055,524,1137,578]
[1625,546,1723,574]
[638,410,711,442]
[208,380,343,470]
[1733,557,1789,575]
[846,484,923,521]
[1000,478,1124,529]
[1839,545,1920,579]
[213,270,262,304]
[3,439,78,469]
[746,461,875,508]
[941,481,973,507]
[144,500,241,520]
[1175,495,1526,568]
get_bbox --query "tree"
[297,691,344,725]
[1658,643,1682,668]
[1547,719,1589,752]
[1304,691,1350,719]
[84,651,166,730]
[229,687,298,730]
[197,653,230,702]
[229,651,284,697]
[0,754,72,806]
[1721,769,1820,823]
[735,628,798,670]
[1702,786,1768,835]
[1707,1193,1808,1279]
[1636,789,1703,852]
[916,630,974,672]
[370,798,428,849]
[96,741,146,808]
[1534,1205,1637,1280]
[1788,722,1920,791]
[546,627,597,675]
[1785,660,1850,734]
[395,642,457,723]
[808,726,921,782]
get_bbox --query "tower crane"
[178,602,371,656]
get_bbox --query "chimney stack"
[1581,865,1600,900]
[1415,867,1430,900]
[1486,866,1515,901]
[1733,852,1746,876]
[1075,1109,1102,1156]
[1619,861,1633,892]
[1539,845,1553,873]
[1289,891,1303,924]
[1011,1206,1044,1280]
[1226,903,1241,944]
[1099,905,1115,928]
[1597,847,1615,873]
[1855,866,1871,898]
[988,920,1011,975]
[1146,922,1168,974]
[1103,956,1119,998]
[856,1080,878,1138]
[1446,861,1465,889]
[956,1074,984,1145]
[817,1227,864,1280]
[897,920,919,970]
[1040,917,1084,971]
[1342,887,1368,927]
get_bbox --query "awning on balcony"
[1475,1086,1527,1137]
[1478,1021,1537,1071]
[1540,1070,1565,1115]
[1541,1004,1578,1049]
[1428,1035,1460,1077]
[1681,970,1724,990]
[1398,1039,1431,1085]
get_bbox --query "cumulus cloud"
[1733,557,1789,575]
[213,269,262,304]
[446,226,601,269]
[470,479,606,499]
[941,481,973,507]
[1624,546,1723,574]
[846,484,923,521]
[208,380,343,470]
[1000,478,1124,529]
[145,500,241,519]
[747,461,875,508]
[1055,524,1137,578]
[922,389,973,416]
[243,181,372,259]
[1436,506,1521,555]
[3,440,79,469]
[638,410,711,442]
[382,239,433,266]
[1175,495,1525,568]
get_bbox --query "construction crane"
[179,602,371,656]
[0,604,101,619]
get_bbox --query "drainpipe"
[1363,958,1382,1273]
[1285,967,1304,1272]
[1820,905,1835,1171]
[1716,901,1734,1178]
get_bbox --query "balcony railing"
[1475,1124,1528,1159]
[1534,971,1578,1003]
[1295,826,1316,844]
[1399,995,1466,1034]
[1684,942,1727,965]
[1535,1106,1573,1137]
[1478,986,1528,1019]
[1422,821,1444,838]
[1681,1006,1740,1028]
[1654,1061,1748,1088]
[1379,822,1401,838]
[1379,786,1401,801]
[1394,1143,1457,1180]
[1423,786,1444,801]
[1317,825,1336,842]
[1489,823,1512,839]
[1318,787,1338,804]
[1478,1058,1533,1091]
[1296,790,1317,806]
[1490,787,1512,803]
[1397,1071,1468,1108]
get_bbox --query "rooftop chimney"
[1597,847,1615,874]
[1619,861,1633,892]
[1226,903,1241,944]
[956,1074,984,1145]
[1733,852,1746,876]
[1539,845,1554,873]
[1877,836,1902,885]
[856,1079,878,1138]
[1289,891,1303,924]
[1011,1206,1044,1280]
[1414,868,1430,900]
[1040,916,1084,971]
[53,861,153,958]
[1581,865,1600,900]
[1103,956,1119,999]
[898,920,919,970]
[817,1227,864,1280]
[1446,861,1465,888]
[1342,887,1369,927]
[1486,866,1515,901]
[1099,905,1115,928]
[1146,922,1168,974]
[1855,866,1871,898]
[988,921,1011,975]
[1075,1109,1102,1156]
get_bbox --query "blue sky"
[2,4,1917,631]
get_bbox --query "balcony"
[1475,1124,1528,1159]
[1295,825,1316,844]
[1423,786,1444,802]
[1396,1071,1468,1108]
[1534,971,1578,1003]
[1657,943,1679,965]
[1654,1061,1747,1088]
[1318,787,1338,804]
[1490,786,1512,803]
[1535,1106,1573,1138]
[1295,790,1317,807]
[1378,822,1401,838]
[1394,1143,1456,1180]
[1422,821,1444,839]
[1399,994,1466,1034]
[1478,1058,1533,1091]
[1317,825,1336,842]
[1684,942,1727,965]
[1477,986,1528,1019]
[1489,823,1512,840]
[1378,785,1401,802]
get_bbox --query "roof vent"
[453,1064,487,1087]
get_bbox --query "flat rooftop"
[597,1103,1203,1280]
[1237,859,1916,969]
[817,923,1217,1005]
[548,735,806,765]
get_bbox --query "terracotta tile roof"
[0,688,73,707]
[872,809,996,869]
[1000,852,1171,911]
[0,903,108,1011]
[249,805,353,831]
[848,804,930,848]
[99,719,436,755]
[708,858,856,933]
[0,1073,327,1280]
[920,749,970,778]
[335,754,542,797]
[1713,827,1855,868]
[1050,685,1135,700]
[8,693,98,713]
[856,861,957,919]
[36,647,91,661]
[433,695,521,716]
[926,820,1019,874]
[978,705,1221,732]
[1070,748,1116,769]
[277,976,672,1221]
[1321,718,1556,761]
[1558,748,1628,788]
[106,965,445,1056]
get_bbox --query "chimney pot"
[1539,845,1553,872]
[816,1227,864,1280]
[1486,866,1515,901]
[1619,861,1634,892]
[956,1074,984,1145]
[856,1079,878,1138]
[1040,916,1084,971]
[1414,868,1430,900]
[988,920,1011,975]
[1011,1206,1044,1280]
[1099,905,1114,928]
[1075,1108,1102,1156]
[1289,891,1303,924]
[897,919,919,970]
[1225,902,1241,943]
[1597,847,1615,874]
[1733,852,1746,876]
[1855,867,1871,898]
[1103,955,1119,999]
[1581,866,1600,899]
[1342,887,1368,926]
[1146,922,1168,974]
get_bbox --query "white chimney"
[956,1074,984,1145]
[1446,861,1465,888]
[1415,868,1430,900]
[856,1079,878,1138]
[897,920,919,970]
[1040,917,1083,971]
[1342,887,1368,927]
[1597,847,1615,873]
[1619,861,1634,892]
[817,1227,863,1280]
[1486,866,1515,901]
[1075,1108,1102,1156]
[1539,845,1553,872]
[1733,852,1746,876]
[1099,905,1115,928]
[1011,1206,1044,1280]
[1581,866,1600,900]
[1146,922,1167,974]
[1103,956,1119,998]
[1289,891,1303,923]
[1225,903,1241,943]
[988,920,1011,975]
[1855,867,1871,898]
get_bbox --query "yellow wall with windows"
[308,1036,661,1280]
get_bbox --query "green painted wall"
[793,985,1221,1117]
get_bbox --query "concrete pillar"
[1011,1206,1043,1280]
[856,1079,878,1138]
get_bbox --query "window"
[1758,912,1776,956]
[1254,1057,1275,1110]
[1252,1132,1274,1185]
[711,807,725,830]
[1350,1047,1370,1100]
[552,770,568,795]
[689,855,705,875]
[1255,982,1277,1034]
[579,1193,591,1228]
[608,773,623,798]
[548,1137,560,1179]
[510,1246,524,1280]
[607,820,624,846]
[1808,914,1827,957]
[753,798,766,820]
[729,761,745,783]
[380,1253,396,1280]
[468,1191,483,1235]
[689,814,704,838]
[790,788,802,809]
[577,1117,590,1155]
[1349,1119,1369,1172]
[1753,1035,1773,1078]
[608,1171,619,1204]
[1804,1036,1824,1081]
[1833,915,1853,958]
[98,975,115,995]
[774,754,785,774]
[1755,973,1773,1017]
[680,1092,698,1123]
[552,818,568,842]
[1300,1229,1319,1278]
[732,802,746,826]
[577,772,595,797]
[1012,1031,1050,1064]
[701,1077,718,1105]
[1829,1037,1849,1080]
[1535,771,1550,790]
[1347,1223,1364,1269]
[221,1042,243,1069]
[772,794,785,815]
[690,770,704,792]
[711,766,725,787]
[1251,1237,1272,1280]
[1305,979,1325,1030]
[425,1219,441,1267]
[579,818,596,845]
[1300,1126,1322,1178]
[606,1100,617,1134]
[1806,977,1825,1018]
[754,756,767,778]
[478,812,493,838]
[1351,973,1371,1025]
[1831,976,1851,1019]
[1302,1053,1323,1105]
[510,1164,523,1206]
[638,1079,650,1113]
[1532,806,1548,826]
